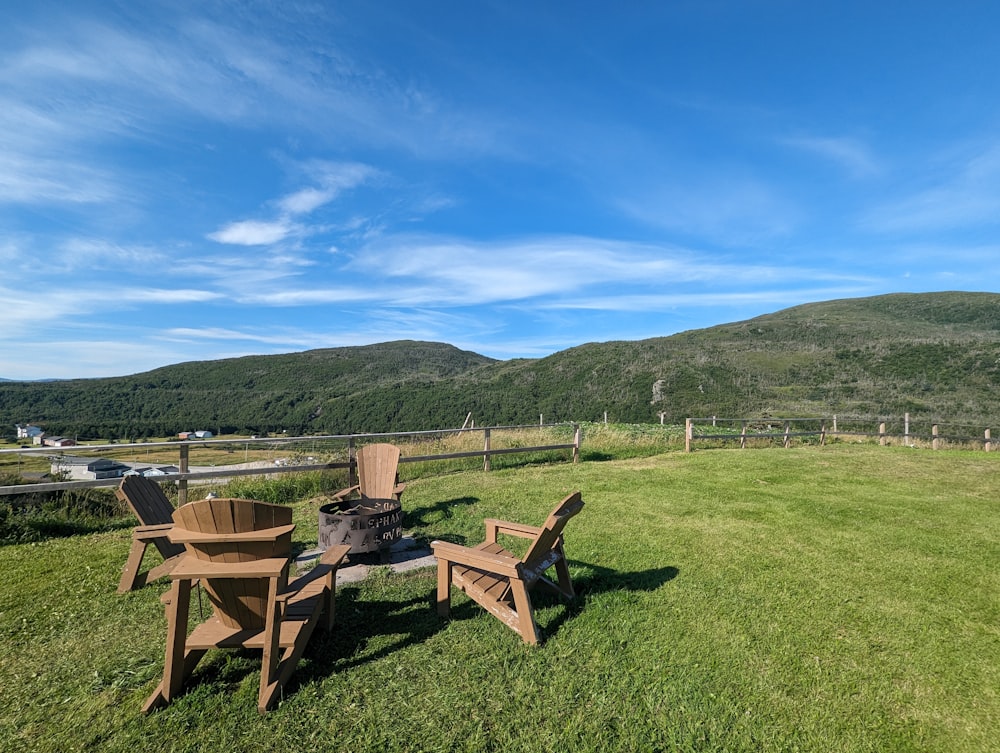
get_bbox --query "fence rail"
[0,423,581,500]
[685,414,997,452]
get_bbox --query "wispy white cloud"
[535,287,873,312]
[278,189,335,216]
[864,143,1000,233]
[615,176,798,245]
[162,327,320,346]
[0,151,119,205]
[238,287,377,306]
[178,233,863,316]
[210,161,380,246]
[277,162,379,215]
[782,135,881,178]
[348,234,822,306]
[208,219,294,245]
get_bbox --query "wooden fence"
[685,414,997,452]
[0,423,581,502]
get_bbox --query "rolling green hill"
[3,292,999,439]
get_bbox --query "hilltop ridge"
[2,292,998,438]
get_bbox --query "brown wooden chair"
[142,496,351,714]
[431,491,584,645]
[329,443,406,504]
[115,475,185,593]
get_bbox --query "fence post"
[820,420,826,446]
[573,423,581,463]
[879,422,887,446]
[833,414,838,434]
[741,420,747,449]
[932,424,939,450]
[904,413,910,444]
[178,443,189,506]
[347,437,356,486]
[783,421,791,448]
[986,428,992,452]
[685,418,692,453]
[483,427,492,471]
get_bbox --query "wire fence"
[0,423,581,500]
[685,414,997,452]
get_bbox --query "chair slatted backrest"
[520,491,585,581]
[116,476,184,559]
[172,497,293,629]
[356,443,402,499]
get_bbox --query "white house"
[15,424,43,440]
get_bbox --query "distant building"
[42,436,76,448]
[123,465,178,477]
[15,424,43,440]
[178,430,213,440]
[143,465,179,477]
[51,456,130,480]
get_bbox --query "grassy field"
[0,445,997,752]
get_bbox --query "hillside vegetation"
[2,292,999,439]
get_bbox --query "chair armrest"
[281,545,351,599]
[483,518,542,541]
[319,544,351,568]
[431,541,523,578]
[133,523,174,540]
[170,556,289,580]
[168,523,296,544]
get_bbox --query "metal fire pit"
[318,498,402,555]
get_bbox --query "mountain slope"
[2,292,999,438]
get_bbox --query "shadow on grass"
[301,561,681,678]
[579,450,615,462]
[528,560,680,642]
[164,560,679,704]
[298,584,443,676]
[401,495,480,531]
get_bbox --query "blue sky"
[3,1,1000,380]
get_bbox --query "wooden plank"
[168,524,296,544]
[171,557,288,580]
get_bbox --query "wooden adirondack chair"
[329,443,406,504]
[142,496,351,714]
[431,491,585,645]
[115,475,185,593]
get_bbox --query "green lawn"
[0,445,997,752]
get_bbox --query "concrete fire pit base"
[296,535,434,584]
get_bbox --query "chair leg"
[436,560,453,618]
[258,576,284,713]
[319,544,350,631]
[144,579,197,712]
[117,539,148,593]
[553,552,575,599]
[509,580,539,645]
